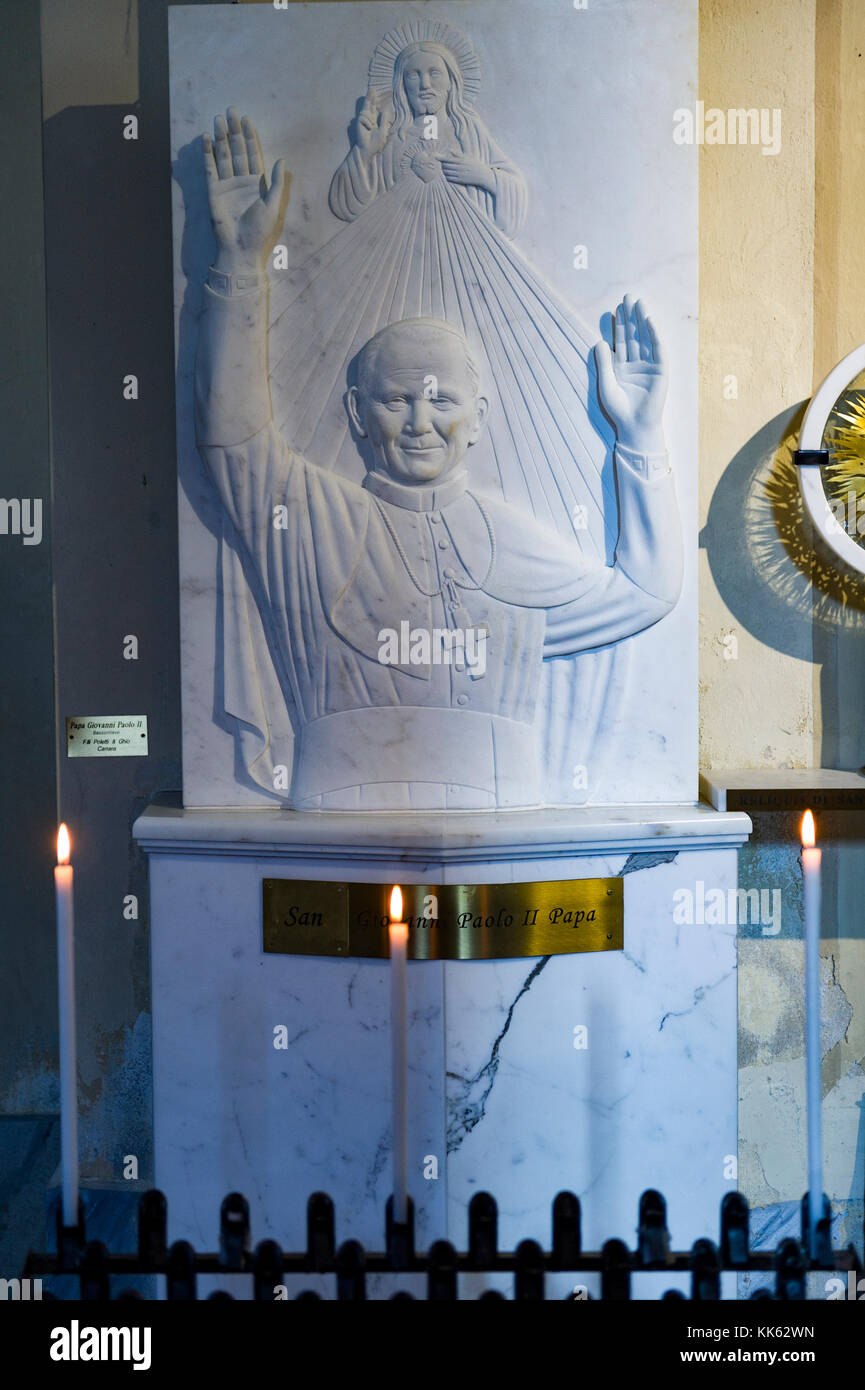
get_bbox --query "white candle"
[801,810,822,1251]
[388,885,409,1225]
[54,823,79,1228]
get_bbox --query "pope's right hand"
[202,107,290,276]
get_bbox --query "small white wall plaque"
[65,716,149,758]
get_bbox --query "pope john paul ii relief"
[172,13,693,811]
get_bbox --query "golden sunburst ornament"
[822,378,865,544]
[745,424,865,630]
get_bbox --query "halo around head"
[367,20,481,106]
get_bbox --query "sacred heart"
[410,150,442,183]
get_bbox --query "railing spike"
[468,1192,498,1268]
[79,1240,110,1301]
[691,1238,721,1301]
[335,1239,366,1301]
[800,1192,832,1267]
[515,1239,545,1301]
[253,1238,284,1302]
[137,1190,167,1270]
[428,1240,458,1300]
[601,1238,631,1301]
[638,1189,671,1267]
[306,1192,335,1271]
[166,1240,197,1301]
[551,1191,581,1268]
[720,1191,749,1267]
[385,1193,415,1269]
[56,1195,85,1273]
[776,1237,807,1301]
[219,1192,250,1270]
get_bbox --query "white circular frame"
[798,342,865,575]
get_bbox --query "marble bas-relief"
[197,141,681,808]
[187,17,685,811]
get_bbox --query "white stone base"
[134,801,749,1297]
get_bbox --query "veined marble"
[136,807,744,1297]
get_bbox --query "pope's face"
[354,330,486,485]
[402,48,451,116]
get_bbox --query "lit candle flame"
[389,885,403,923]
[57,823,71,865]
[801,809,816,849]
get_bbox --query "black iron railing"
[22,1188,858,1300]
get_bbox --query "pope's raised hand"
[593,296,667,456]
[202,108,290,276]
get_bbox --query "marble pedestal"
[134,801,749,1298]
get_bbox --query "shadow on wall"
[38,98,183,1176]
[701,403,865,771]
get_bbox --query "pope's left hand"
[593,295,667,456]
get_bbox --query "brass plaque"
[262,879,622,960]
[725,788,865,812]
[262,880,349,956]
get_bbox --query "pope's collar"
[363,466,469,512]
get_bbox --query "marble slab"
[701,767,865,812]
[137,810,741,1297]
[169,0,698,811]
[444,850,739,1297]
[134,799,751,866]
[148,848,447,1258]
